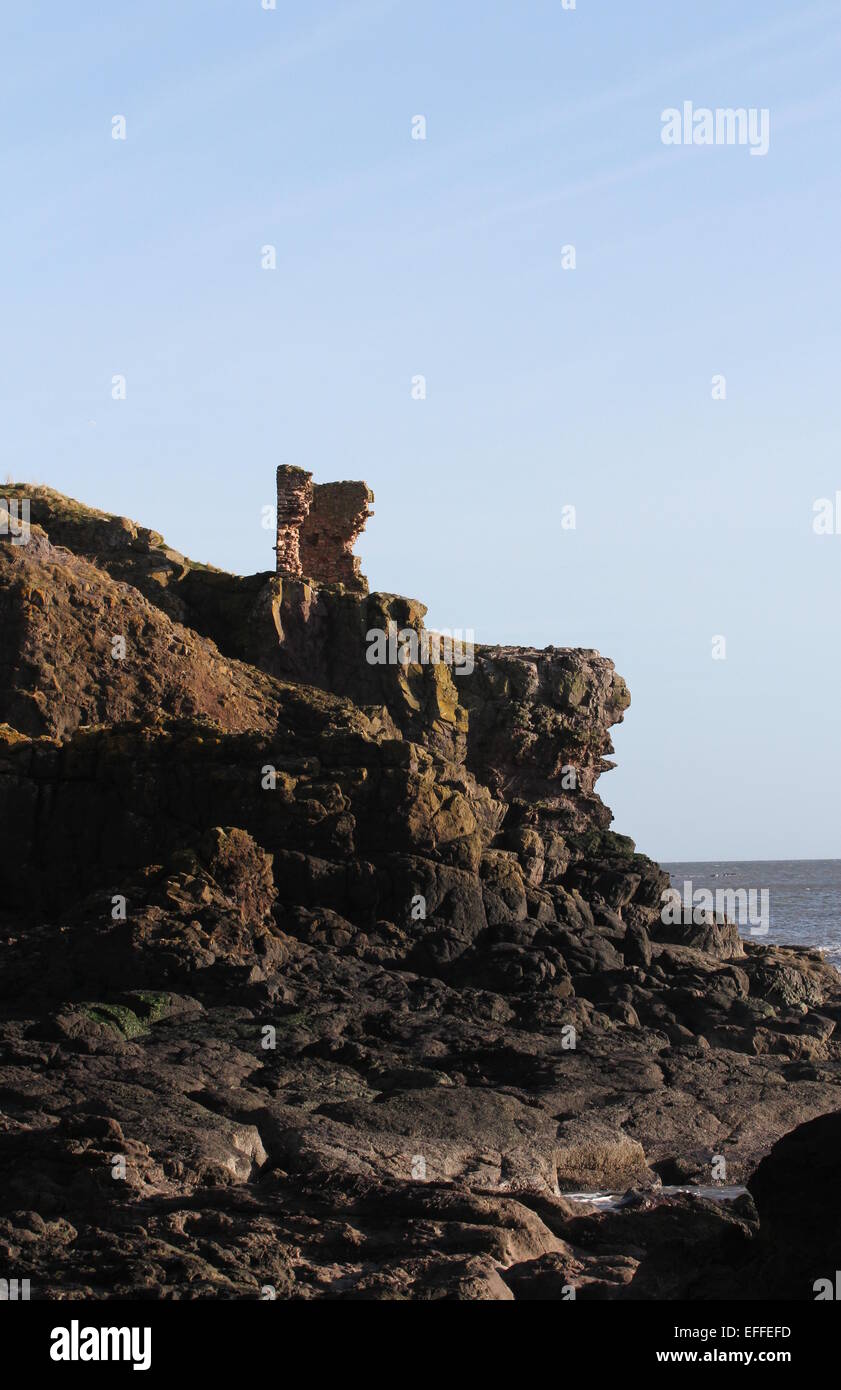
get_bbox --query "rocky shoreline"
[1,482,838,1300]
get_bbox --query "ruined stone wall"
[275,466,314,576]
[300,481,373,590]
[275,468,373,591]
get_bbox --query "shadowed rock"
[0,482,839,1300]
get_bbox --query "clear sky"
[2,1,840,861]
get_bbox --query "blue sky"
[2,1,840,859]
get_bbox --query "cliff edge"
[1,480,839,1300]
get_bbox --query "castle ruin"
[275,465,373,593]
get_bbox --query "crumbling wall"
[300,481,374,590]
[275,468,373,591]
[275,466,313,577]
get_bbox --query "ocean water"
[663,860,841,967]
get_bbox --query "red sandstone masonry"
[301,481,374,589]
[275,467,373,591]
[275,466,313,577]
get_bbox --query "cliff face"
[1,483,840,1301]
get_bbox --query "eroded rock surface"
[1,483,839,1300]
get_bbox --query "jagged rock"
[0,526,284,739]
[1,484,840,1301]
[656,912,746,960]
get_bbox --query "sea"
[663,860,841,969]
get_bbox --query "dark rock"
[1,484,840,1301]
[623,922,652,968]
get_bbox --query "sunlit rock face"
[1,481,839,1301]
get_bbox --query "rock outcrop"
[1,481,840,1301]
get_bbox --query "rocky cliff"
[1,483,839,1300]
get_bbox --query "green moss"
[81,1002,147,1039]
[81,991,172,1037]
[127,990,172,1023]
[276,1011,310,1029]
[560,670,588,707]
